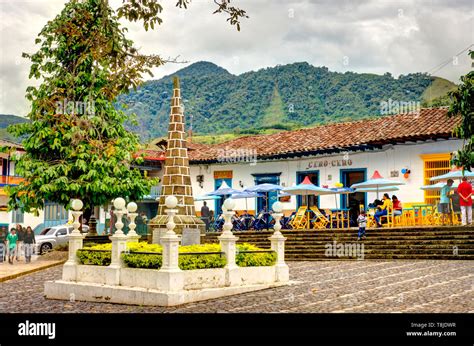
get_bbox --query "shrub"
[77,242,275,269]
[77,249,111,266]
[236,243,277,267]
[122,253,162,269]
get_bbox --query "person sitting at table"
[374,193,392,227]
[392,195,403,216]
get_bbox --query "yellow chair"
[402,209,416,226]
[310,206,330,229]
[379,205,394,227]
[290,206,309,229]
[367,208,377,228]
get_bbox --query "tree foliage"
[120,61,443,141]
[6,0,247,214]
[448,50,474,170]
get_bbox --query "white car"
[35,224,89,254]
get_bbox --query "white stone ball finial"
[71,199,83,211]
[165,195,178,209]
[223,198,235,212]
[272,201,283,213]
[127,201,138,213]
[113,197,126,210]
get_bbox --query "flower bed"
[76,242,276,270]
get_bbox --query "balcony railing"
[0,175,24,185]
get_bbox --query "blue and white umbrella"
[350,171,404,198]
[230,191,264,211]
[420,182,459,190]
[207,181,241,196]
[194,195,222,201]
[355,186,400,193]
[244,183,283,193]
[429,169,474,182]
[282,176,333,196]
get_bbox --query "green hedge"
[77,249,111,266]
[77,242,275,269]
[236,243,277,267]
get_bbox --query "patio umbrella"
[350,170,404,198]
[230,191,264,212]
[282,176,334,200]
[207,181,241,196]
[330,187,355,210]
[429,169,474,182]
[194,195,222,201]
[420,182,459,190]
[355,186,400,193]
[244,183,283,211]
[330,187,355,229]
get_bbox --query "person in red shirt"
[457,177,472,225]
[392,195,403,216]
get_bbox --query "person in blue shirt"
[439,179,454,225]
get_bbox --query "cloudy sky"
[0,0,472,116]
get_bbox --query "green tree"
[5,0,247,218]
[448,50,474,170]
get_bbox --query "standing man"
[439,179,454,225]
[0,225,7,263]
[15,224,25,261]
[23,226,36,263]
[458,177,472,226]
[200,201,211,232]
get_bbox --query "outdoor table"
[330,208,351,229]
[411,204,434,225]
[402,208,416,226]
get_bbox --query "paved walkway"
[0,258,65,282]
[0,260,472,313]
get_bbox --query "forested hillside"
[118,61,455,141]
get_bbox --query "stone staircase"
[204,226,474,260]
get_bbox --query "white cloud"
[0,0,472,116]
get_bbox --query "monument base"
[44,264,291,307]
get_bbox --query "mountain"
[0,114,28,142]
[0,62,457,144]
[118,61,456,142]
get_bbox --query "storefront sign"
[305,159,353,170]
[214,170,233,179]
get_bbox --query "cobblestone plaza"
[1,260,472,313]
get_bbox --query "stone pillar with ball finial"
[218,198,240,286]
[159,195,184,292]
[269,201,289,282]
[109,198,128,267]
[62,199,85,281]
[126,201,140,243]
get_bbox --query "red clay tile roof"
[188,107,460,163]
[0,139,24,151]
[135,149,166,161]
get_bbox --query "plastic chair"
[310,206,330,229]
[289,206,309,229]
[379,205,394,227]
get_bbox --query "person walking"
[7,228,18,264]
[23,226,36,263]
[439,179,454,225]
[200,201,211,232]
[0,225,7,263]
[357,211,367,241]
[15,224,25,261]
[458,177,473,226]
